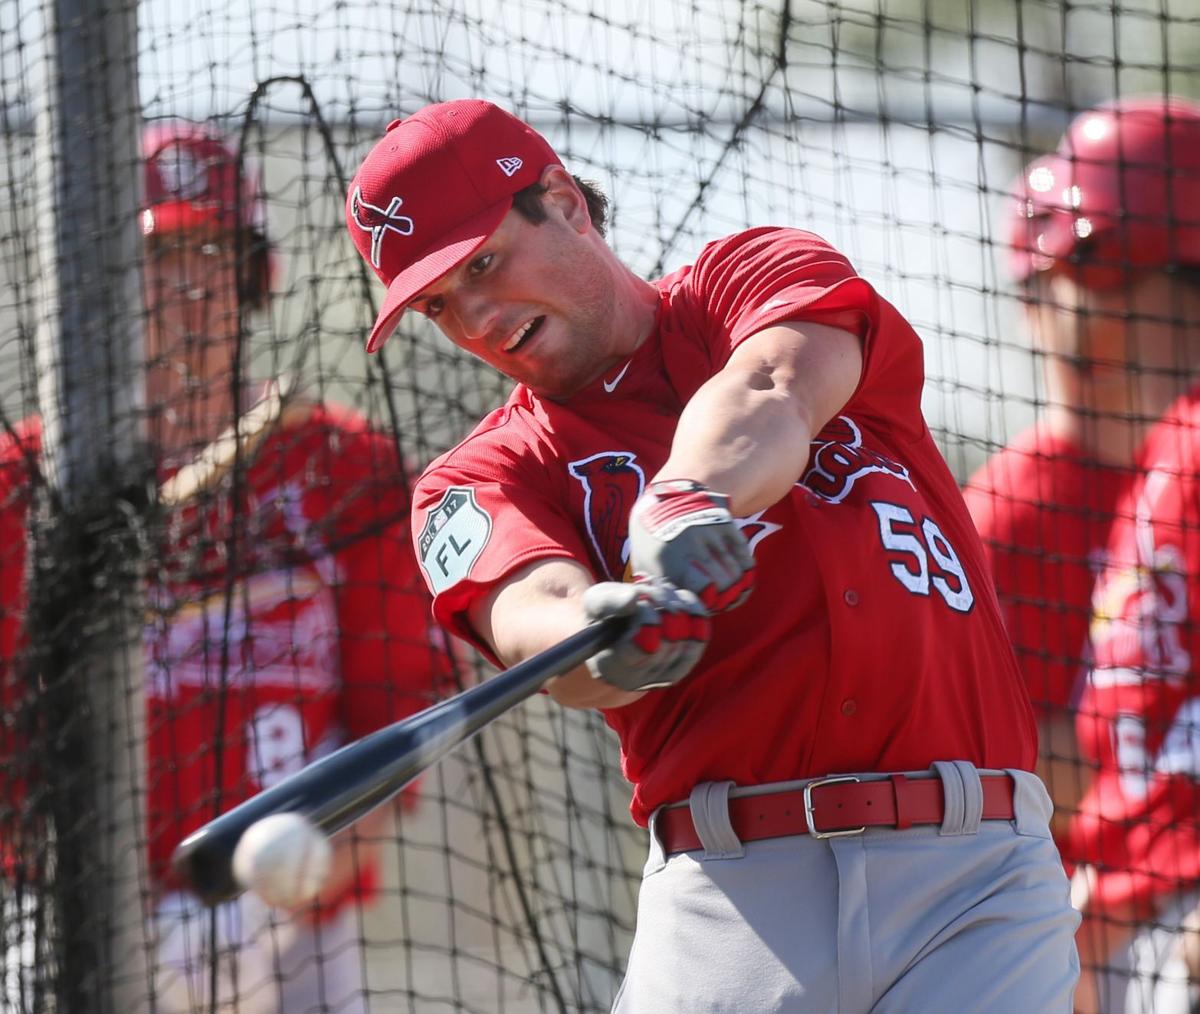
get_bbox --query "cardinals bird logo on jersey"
[1089,544,1191,688]
[568,451,646,579]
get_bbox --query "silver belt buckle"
[803,775,866,839]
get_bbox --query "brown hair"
[512,175,610,237]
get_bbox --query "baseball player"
[344,98,1079,1012]
[1074,390,1200,1014]
[0,123,447,1012]
[962,98,1200,844]
[984,99,1200,1014]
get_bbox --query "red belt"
[657,773,1017,855]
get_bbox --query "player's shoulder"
[276,399,366,439]
[1137,386,1200,478]
[963,422,1138,541]
[684,226,855,275]
[255,399,409,488]
[963,424,1078,521]
[1144,385,1200,446]
[0,416,41,512]
[0,414,41,451]
[415,392,544,498]
[660,226,866,321]
[0,415,42,472]
[971,424,1081,477]
[304,399,366,431]
[273,399,381,451]
[977,423,1106,479]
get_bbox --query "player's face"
[1030,271,1200,408]
[410,192,620,400]
[142,230,241,448]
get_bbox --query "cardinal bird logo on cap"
[155,142,211,200]
[568,451,646,580]
[350,187,415,269]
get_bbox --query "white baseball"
[232,812,332,908]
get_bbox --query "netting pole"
[30,0,151,1008]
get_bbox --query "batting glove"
[628,480,755,612]
[582,579,710,692]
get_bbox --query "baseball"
[232,812,332,908]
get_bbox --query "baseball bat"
[171,615,630,906]
[159,375,307,507]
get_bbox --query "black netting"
[1,0,1199,1011]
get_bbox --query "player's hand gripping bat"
[170,615,630,906]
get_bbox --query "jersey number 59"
[870,501,974,613]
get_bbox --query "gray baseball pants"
[612,763,1080,1014]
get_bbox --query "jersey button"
[843,588,859,606]
[841,699,857,717]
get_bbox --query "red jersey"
[1066,391,1200,911]
[0,405,446,898]
[963,427,1130,716]
[412,227,1036,826]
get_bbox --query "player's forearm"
[521,637,648,712]
[475,573,644,711]
[546,665,647,710]
[656,321,862,515]
[655,363,814,516]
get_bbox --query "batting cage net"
[1,0,1199,1011]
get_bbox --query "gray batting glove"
[627,480,756,612]
[582,580,711,692]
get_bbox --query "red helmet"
[141,122,266,238]
[1008,96,1200,289]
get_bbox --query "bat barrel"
[171,616,628,905]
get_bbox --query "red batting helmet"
[1008,96,1200,289]
[141,122,267,238]
[141,122,273,305]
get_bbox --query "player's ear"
[238,229,273,310]
[538,166,591,234]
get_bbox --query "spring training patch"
[418,487,492,595]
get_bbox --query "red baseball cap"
[141,122,265,237]
[346,99,562,353]
[1008,96,1200,289]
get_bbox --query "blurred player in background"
[345,99,1079,1011]
[0,123,447,1012]
[966,97,1200,1014]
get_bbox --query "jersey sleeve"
[667,227,925,441]
[411,435,595,661]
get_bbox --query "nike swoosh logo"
[602,361,632,394]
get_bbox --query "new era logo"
[496,157,523,177]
